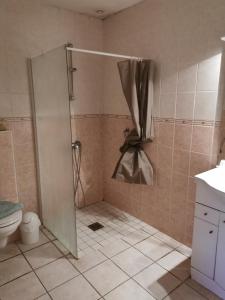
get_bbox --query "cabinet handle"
[204,212,208,216]
[209,230,213,234]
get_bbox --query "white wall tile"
[0,1,103,118]
[160,63,178,94]
[11,93,32,117]
[176,93,195,120]
[0,93,13,117]
[194,91,218,121]
[178,65,197,93]
[160,93,176,118]
[197,54,222,91]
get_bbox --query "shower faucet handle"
[123,128,130,138]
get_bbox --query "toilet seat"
[0,210,22,228]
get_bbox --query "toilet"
[0,201,23,248]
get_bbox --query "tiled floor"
[0,201,221,300]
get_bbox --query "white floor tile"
[157,251,190,281]
[0,272,45,300]
[0,254,31,286]
[99,240,130,258]
[0,243,21,262]
[41,227,56,241]
[84,260,129,296]
[104,279,155,300]
[50,275,100,300]
[164,283,206,300]
[141,225,159,235]
[122,230,149,245]
[36,257,79,290]
[53,240,70,255]
[154,232,181,249]
[134,263,180,300]
[68,249,106,273]
[176,244,192,258]
[112,247,153,276]
[24,242,62,269]
[135,236,173,261]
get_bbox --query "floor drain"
[88,222,104,231]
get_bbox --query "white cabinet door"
[215,213,225,289]
[191,217,218,278]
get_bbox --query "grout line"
[185,62,199,243]
[16,240,51,253]
[75,204,191,298]
[0,202,195,299]
[0,252,22,263]
[0,270,33,289]
[20,244,54,300]
[65,258,103,299]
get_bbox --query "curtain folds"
[112,59,155,185]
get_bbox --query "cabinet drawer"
[195,203,220,226]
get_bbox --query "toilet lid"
[0,200,23,220]
[0,210,22,228]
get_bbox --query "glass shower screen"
[31,45,77,257]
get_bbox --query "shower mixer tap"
[72,140,81,150]
[70,67,77,72]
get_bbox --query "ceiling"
[46,0,144,19]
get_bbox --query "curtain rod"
[66,47,143,60]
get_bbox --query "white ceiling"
[46,0,144,19]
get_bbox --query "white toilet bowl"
[0,210,22,248]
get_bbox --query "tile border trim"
[0,114,221,127]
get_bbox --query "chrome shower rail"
[66,47,143,60]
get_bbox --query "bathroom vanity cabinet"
[191,165,225,299]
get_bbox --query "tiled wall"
[0,119,38,212]
[102,0,225,246]
[102,116,220,246]
[0,0,103,211]
[71,115,103,207]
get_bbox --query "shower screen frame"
[29,44,78,257]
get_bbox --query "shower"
[30,42,154,259]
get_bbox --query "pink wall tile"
[174,124,192,151]
[71,116,103,207]
[190,152,211,176]
[191,125,213,155]
[157,122,174,147]
[187,177,196,203]
[103,116,216,246]
[0,131,18,202]
[173,149,190,175]
[157,145,173,173]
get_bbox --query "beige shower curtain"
[112,59,155,185]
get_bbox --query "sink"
[195,160,225,212]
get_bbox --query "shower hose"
[72,141,86,208]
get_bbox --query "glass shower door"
[31,45,77,257]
